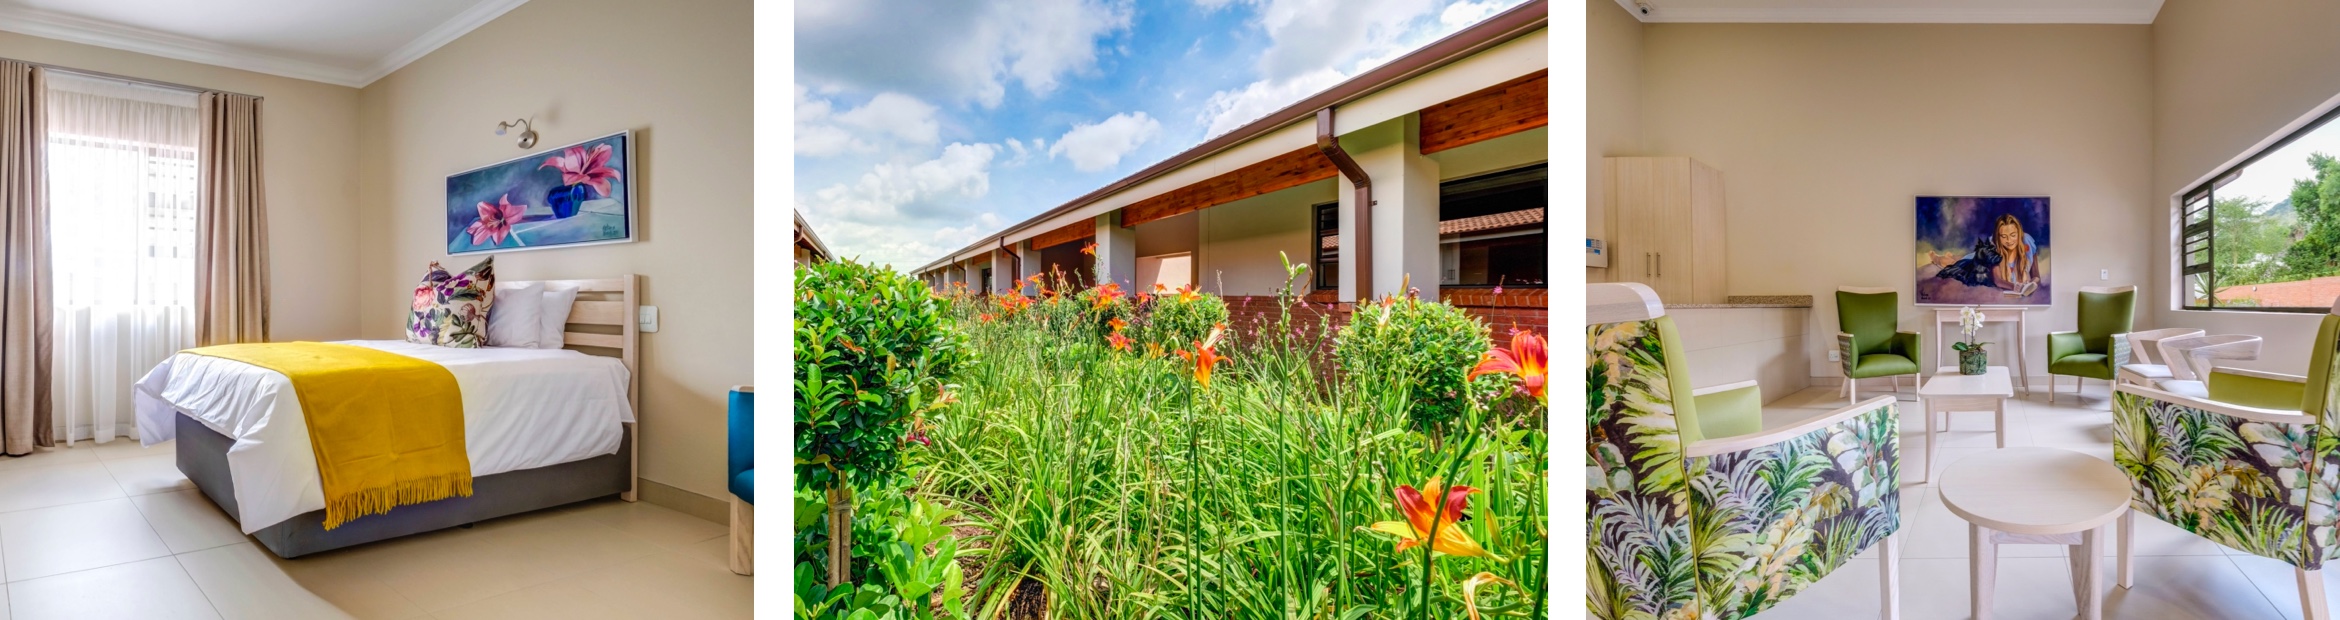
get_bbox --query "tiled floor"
[1753,379,2327,620]
[0,439,750,620]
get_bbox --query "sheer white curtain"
[44,73,199,444]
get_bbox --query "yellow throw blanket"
[183,342,472,529]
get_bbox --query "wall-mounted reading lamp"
[496,117,538,149]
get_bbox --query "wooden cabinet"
[1606,156,1728,304]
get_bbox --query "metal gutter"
[1315,108,1371,300]
[913,0,1547,274]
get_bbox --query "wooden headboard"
[506,275,640,501]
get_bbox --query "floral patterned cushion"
[430,258,495,348]
[404,263,453,344]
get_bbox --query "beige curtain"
[0,61,52,454]
[195,91,267,346]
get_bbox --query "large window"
[1308,164,1548,292]
[2182,102,2340,311]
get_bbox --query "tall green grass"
[910,281,1548,619]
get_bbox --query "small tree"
[1334,293,1502,438]
[795,259,967,587]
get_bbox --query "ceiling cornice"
[1613,0,2163,24]
[0,0,530,89]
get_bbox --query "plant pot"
[1958,348,1988,375]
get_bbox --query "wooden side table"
[1918,366,2015,484]
[1939,448,2133,620]
[1933,307,2033,394]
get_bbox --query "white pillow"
[486,281,544,348]
[539,284,580,349]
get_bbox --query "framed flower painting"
[446,131,634,255]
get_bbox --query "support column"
[1094,210,1138,289]
[990,249,1019,296]
[1016,240,1043,294]
[1336,114,1441,301]
[961,261,982,295]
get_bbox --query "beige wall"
[356,0,752,502]
[2146,0,2340,372]
[1198,180,1333,297]
[0,32,362,342]
[1587,0,1642,284]
[1639,24,2155,380]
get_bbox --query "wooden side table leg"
[2078,526,2103,620]
[2300,568,2330,620]
[1881,531,1902,620]
[2118,509,2134,589]
[1972,523,1997,620]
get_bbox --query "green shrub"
[1141,288,1229,348]
[795,259,968,494]
[1334,295,1498,432]
[1073,282,1134,337]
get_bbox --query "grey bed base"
[175,412,632,559]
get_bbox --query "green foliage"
[795,499,974,620]
[795,259,969,493]
[2274,153,2340,283]
[1138,288,1229,348]
[2213,195,2298,288]
[1335,295,1502,433]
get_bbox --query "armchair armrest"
[1689,395,1896,458]
[2048,331,2084,362]
[2206,368,2307,412]
[1836,332,1858,376]
[2109,333,2132,368]
[1691,380,1763,441]
[1682,395,1901,607]
[1891,331,1921,360]
[2113,382,2311,425]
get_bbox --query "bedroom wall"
[2145,0,2340,373]
[1638,23,2154,382]
[1586,0,1641,284]
[0,31,362,342]
[355,0,752,514]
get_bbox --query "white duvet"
[132,340,634,533]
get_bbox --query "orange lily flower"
[1090,283,1125,310]
[1367,478,1502,560]
[1144,342,1164,358]
[978,313,994,323]
[1107,318,1127,333]
[1080,242,1097,257]
[1106,331,1132,352]
[1154,283,1169,293]
[1174,323,1229,389]
[1175,284,1201,303]
[1469,331,1548,405]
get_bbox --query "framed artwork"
[1915,196,2050,306]
[446,131,634,255]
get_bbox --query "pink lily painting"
[445,131,634,255]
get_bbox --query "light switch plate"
[1827,350,1840,362]
[2100,269,2110,281]
[639,305,659,333]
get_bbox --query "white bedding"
[132,340,634,533]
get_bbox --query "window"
[1439,165,1546,288]
[1313,201,1339,290]
[2182,101,2340,311]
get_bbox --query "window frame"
[2179,99,2340,313]
[1312,200,1339,291]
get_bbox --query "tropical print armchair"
[1589,283,1904,620]
[2111,307,2340,620]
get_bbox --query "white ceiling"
[0,0,530,87]
[1615,0,2165,24]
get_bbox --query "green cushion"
[2305,315,2340,417]
[1836,291,1899,357]
[1690,384,1763,442]
[1848,353,1918,378]
[2077,290,2136,354]
[2050,353,2115,379]
[2207,370,2308,411]
[1654,316,1708,444]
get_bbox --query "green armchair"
[1836,287,1921,405]
[2048,285,2135,405]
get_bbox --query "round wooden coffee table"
[1938,447,2133,620]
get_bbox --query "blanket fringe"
[321,473,476,530]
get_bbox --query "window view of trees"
[2205,150,2340,309]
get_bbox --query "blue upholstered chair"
[729,386,754,576]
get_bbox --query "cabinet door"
[1608,158,1660,292]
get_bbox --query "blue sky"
[794,0,1528,270]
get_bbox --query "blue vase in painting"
[545,183,593,219]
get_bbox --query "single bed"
[132,276,642,558]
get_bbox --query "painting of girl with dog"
[1916,196,2050,305]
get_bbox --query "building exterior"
[913,0,1548,336]
[795,209,832,265]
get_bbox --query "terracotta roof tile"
[1320,208,1544,250]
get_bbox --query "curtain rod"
[3,56,264,101]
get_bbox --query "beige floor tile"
[678,536,734,573]
[104,453,195,496]
[0,498,172,582]
[132,490,249,554]
[88,438,172,462]
[0,446,97,474]
[560,550,753,620]
[357,528,526,612]
[568,499,727,550]
[6,557,218,620]
[248,544,430,620]
[2102,555,2286,619]
[429,582,633,620]
[475,512,662,588]
[1753,556,2084,620]
[2223,553,2339,620]
[175,543,361,620]
[0,461,125,514]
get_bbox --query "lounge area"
[1586,0,2340,618]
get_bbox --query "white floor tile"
[175,543,361,620]
[103,454,195,496]
[88,438,171,462]
[6,557,218,620]
[0,498,172,582]
[0,461,124,514]
[131,490,248,554]
[2102,555,2286,619]
[2224,553,2338,620]
[0,446,96,474]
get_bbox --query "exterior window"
[979,267,992,296]
[1440,165,1546,288]
[2182,102,2340,312]
[1313,201,1339,290]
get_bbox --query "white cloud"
[1049,112,1162,172]
[1194,0,1519,138]
[1440,0,1507,28]
[800,142,1004,268]
[1197,68,1343,138]
[795,88,941,157]
[796,0,1134,107]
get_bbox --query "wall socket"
[2100,269,2110,281]
[1827,350,1840,362]
[639,306,660,333]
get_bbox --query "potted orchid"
[1953,305,1989,375]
